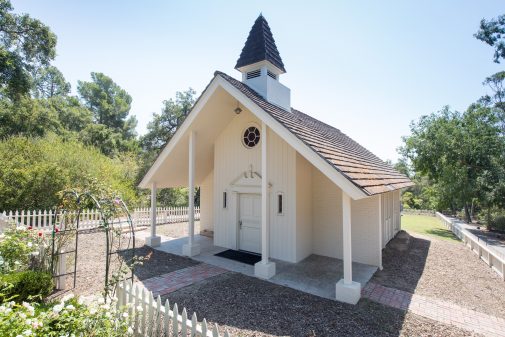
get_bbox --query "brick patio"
[138,263,228,297]
[363,282,505,337]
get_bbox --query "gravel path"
[372,230,505,319]
[165,272,479,337]
[54,229,198,297]
[155,221,201,238]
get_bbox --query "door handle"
[239,220,242,229]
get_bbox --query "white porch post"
[378,194,383,270]
[335,191,361,304]
[145,182,161,247]
[182,131,201,257]
[254,122,276,279]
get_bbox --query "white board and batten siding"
[200,170,214,232]
[212,109,297,262]
[381,190,401,248]
[309,167,382,267]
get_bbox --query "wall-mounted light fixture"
[234,101,242,115]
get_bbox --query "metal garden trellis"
[50,190,137,299]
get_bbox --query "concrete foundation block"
[145,235,161,247]
[254,261,276,279]
[335,279,361,304]
[182,243,201,257]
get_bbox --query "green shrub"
[0,133,139,210]
[0,295,134,336]
[0,270,54,303]
[492,215,505,231]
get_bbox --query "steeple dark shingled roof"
[235,14,286,73]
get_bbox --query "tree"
[77,72,137,139]
[475,14,505,63]
[0,134,139,210]
[31,65,71,98]
[137,89,196,207]
[140,89,196,153]
[0,0,57,99]
[401,105,504,222]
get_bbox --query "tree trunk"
[464,203,471,223]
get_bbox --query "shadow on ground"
[425,228,458,241]
[372,230,430,293]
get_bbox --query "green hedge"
[0,271,54,303]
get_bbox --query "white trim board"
[139,74,367,200]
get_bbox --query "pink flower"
[38,232,43,237]
[28,226,32,230]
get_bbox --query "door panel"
[239,194,261,254]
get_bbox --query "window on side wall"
[277,193,284,215]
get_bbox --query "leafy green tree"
[77,72,137,139]
[78,123,138,156]
[141,89,196,153]
[401,105,504,222]
[0,96,60,138]
[0,0,57,99]
[138,89,196,207]
[31,65,70,98]
[0,134,139,210]
[475,14,505,63]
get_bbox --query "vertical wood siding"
[311,168,343,259]
[351,195,381,266]
[200,170,214,231]
[213,110,296,262]
[295,153,313,262]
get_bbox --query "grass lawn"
[401,214,460,242]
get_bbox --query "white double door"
[238,193,261,254]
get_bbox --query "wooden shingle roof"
[216,71,414,196]
[235,14,286,73]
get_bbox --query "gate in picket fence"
[117,279,230,337]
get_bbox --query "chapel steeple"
[235,14,286,74]
[235,14,291,111]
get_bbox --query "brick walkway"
[139,264,228,297]
[362,282,505,337]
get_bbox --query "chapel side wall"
[295,153,313,262]
[311,168,343,259]
[199,170,214,232]
[351,195,381,267]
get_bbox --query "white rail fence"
[436,212,505,281]
[0,207,200,232]
[116,279,230,337]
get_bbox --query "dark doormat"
[214,249,261,265]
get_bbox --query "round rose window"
[243,126,260,148]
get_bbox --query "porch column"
[145,182,161,247]
[182,131,201,257]
[335,191,361,304]
[254,122,276,279]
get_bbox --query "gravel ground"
[52,229,198,297]
[48,224,499,336]
[373,230,505,318]
[155,221,201,238]
[165,272,479,337]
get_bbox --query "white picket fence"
[0,207,200,232]
[436,212,505,281]
[133,207,201,226]
[116,279,230,337]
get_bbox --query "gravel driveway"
[372,230,505,319]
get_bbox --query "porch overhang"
[139,73,368,200]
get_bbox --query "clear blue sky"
[12,1,504,161]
